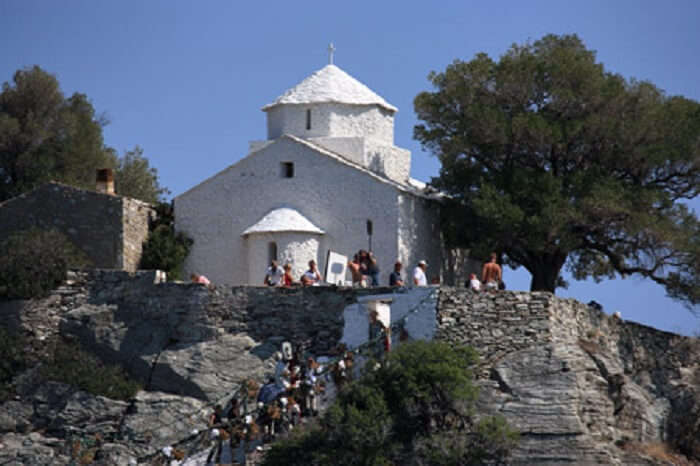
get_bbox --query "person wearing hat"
[413,260,428,286]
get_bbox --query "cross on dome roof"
[262,64,398,113]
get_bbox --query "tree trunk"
[529,253,567,293]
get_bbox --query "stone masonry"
[0,271,698,464]
[0,182,154,271]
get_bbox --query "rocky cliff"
[0,270,697,465]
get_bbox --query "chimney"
[96,168,115,195]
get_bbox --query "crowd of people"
[201,341,361,464]
[191,251,505,292]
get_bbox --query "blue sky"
[1,0,698,334]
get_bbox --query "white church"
[174,59,462,286]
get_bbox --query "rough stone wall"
[121,197,155,271]
[436,290,554,370]
[0,183,124,269]
[10,270,404,400]
[435,289,700,464]
[2,272,698,464]
[175,137,401,286]
[266,103,394,146]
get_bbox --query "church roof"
[241,207,325,236]
[262,64,398,113]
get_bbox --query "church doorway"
[268,241,278,264]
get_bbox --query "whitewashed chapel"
[175,59,457,286]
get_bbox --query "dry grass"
[578,338,601,354]
[621,441,697,466]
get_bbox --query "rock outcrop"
[0,270,697,465]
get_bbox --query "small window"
[280,162,294,178]
[268,242,278,263]
[306,109,311,130]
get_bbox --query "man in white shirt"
[301,260,322,286]
[468,273,481,291]
[264,261,284,286]
[413,260,428,286]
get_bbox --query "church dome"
[241,207,325,236]
[262,64,397,113]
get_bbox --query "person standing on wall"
[481,253,502,292]
[282,263,295,287]
[348,254,366,287]
[468,273,482,291]
[365,251,380,286]
[301,260,322,286]
[389,261,404,286]
[264,260,284,286]
[413,260,428,286]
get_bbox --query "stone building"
[175,63,454,286]
[0,181,154,271]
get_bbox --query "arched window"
[268,242,278,264]
[306,109,312,130]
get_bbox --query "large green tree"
[0,66,167,204]
[0,66,116,201]
[414,34,700,307]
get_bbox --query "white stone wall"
[397,193,444,284]
[175,137,403,285]
[266,104,330,140]
[340,288,439,350]
[309,136,366,167]
[327,104,394,144]
[245,232,321,283]
[310,137,411,184]
[364,141,411,184]
[266,103,394,146]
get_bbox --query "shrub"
[140,202,192,280]
[0,229,89,299]
[41,340,141,401]
[263,341,518,466]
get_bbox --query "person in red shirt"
[190,273,211,286]
[282,263,295,287]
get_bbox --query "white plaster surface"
[245,232,321,283]
[175,63,446,285]
[175,136,402,285]
[340,288,438,349]
[262,64,397,112]
[241,207,325,235]
[266,103,394,146]
[398,193,443,283]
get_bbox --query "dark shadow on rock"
[249,341,279,361]
[0,300,26,333]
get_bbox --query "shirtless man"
[347,254,366,287]
[481,253,502,291]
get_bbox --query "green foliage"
[114,145,169,204]
[0,327,27,401]
[0,66,168,205]
[263,341,518,466]
[40,339,141,401]
[414,34,700,308]
[0,229,89,299]
[140,202,193,280]
[0,66,118,201]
